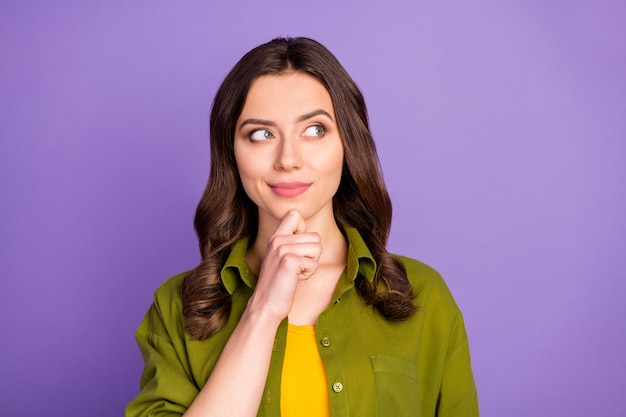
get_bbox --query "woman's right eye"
[249,129,273,141]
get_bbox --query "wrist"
[242,296,286,331]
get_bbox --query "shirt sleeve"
[436,313,479,416]
[125,300,199,417]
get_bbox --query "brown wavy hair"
[182,37,417,340]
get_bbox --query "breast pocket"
[370,355,419,417]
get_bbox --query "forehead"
[239,72,335,119]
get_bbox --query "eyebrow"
[238,109,334,131]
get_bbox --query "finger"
[275,241,323,261]
[298,258,319,280]
[285,256,318,280]
[269,232,321,248]
[273,209,307,237]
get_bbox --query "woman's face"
[234,71,344,227]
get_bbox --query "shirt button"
[332,382,343,393]
[321,337,330,347]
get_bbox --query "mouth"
[268,182,311,198]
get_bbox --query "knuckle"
[276,245,289,259]
[282,253,299,268]
[268,235,282,252]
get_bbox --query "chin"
[265,206,315,222]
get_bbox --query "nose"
[274,138,302,171]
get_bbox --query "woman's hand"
[247,209,322,324]
[184,209,320,417]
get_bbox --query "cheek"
[236,167,260,206]
[234,152,257,194]
[234,152,274,210]
[234,146,256,179]
[236,165,256,192]
[322,145,345,178]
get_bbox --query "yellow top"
[280,323,330,417]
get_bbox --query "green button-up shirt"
[126,227,478,416]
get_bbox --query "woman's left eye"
[303,125,325,137]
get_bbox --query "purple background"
[1,1,624,416]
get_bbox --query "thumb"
[274,209,307,236]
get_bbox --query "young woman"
[126,37,478,417]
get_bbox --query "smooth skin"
[183,71,348,416]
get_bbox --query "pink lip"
[269,182,311,198]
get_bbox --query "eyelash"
[303,124,326,138]
[247,124,326,142]
[248,129,274,142]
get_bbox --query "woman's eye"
[303,125,325,137]
[249,129,273,141]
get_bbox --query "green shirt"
[126,227,478,416]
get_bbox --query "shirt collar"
[219,226,377,295]
[343,226,377,283]
[220,236,256,295]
